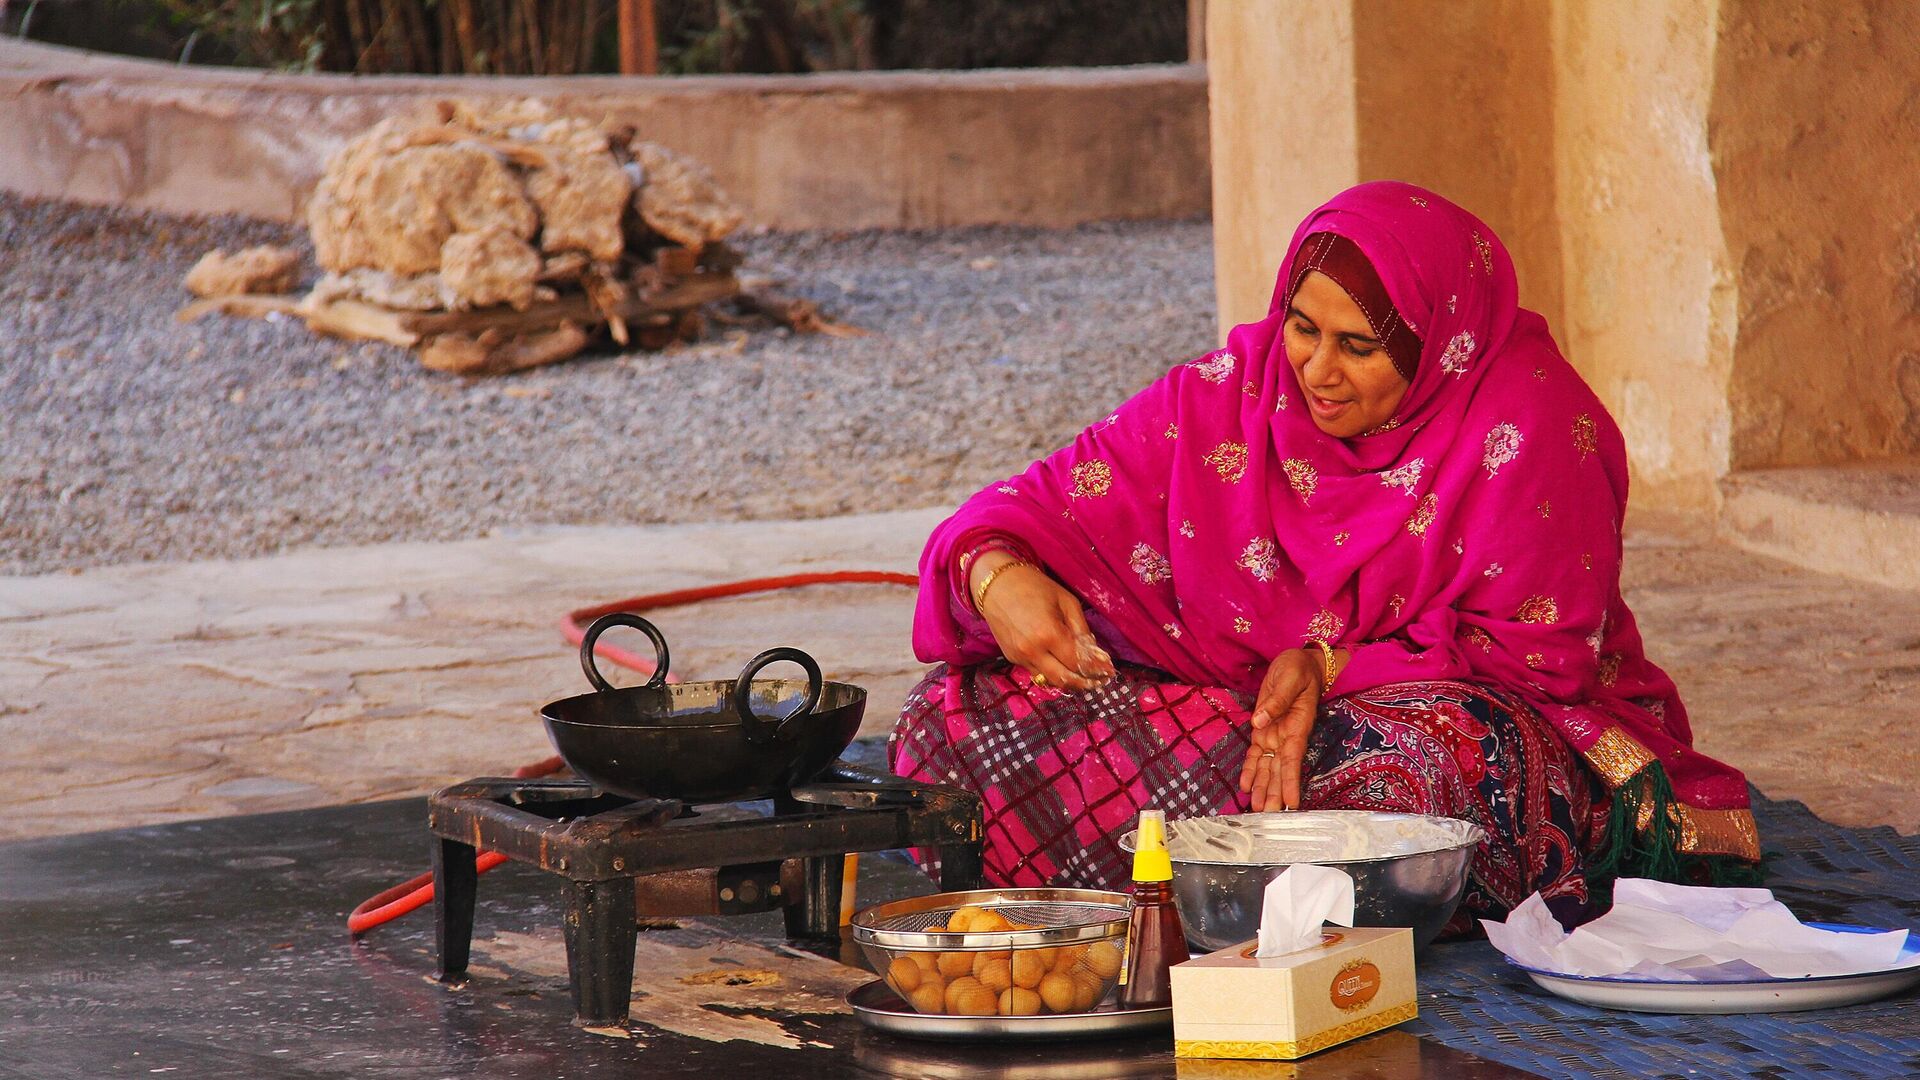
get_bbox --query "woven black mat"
[1405,791,1920,1079]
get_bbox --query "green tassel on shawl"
[1587,762,1765,895]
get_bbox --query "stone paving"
[1,507,1916,843]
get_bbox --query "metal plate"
[846,980,1172,1042]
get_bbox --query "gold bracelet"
[972,560,1036,614]
[1303,638,1340,690]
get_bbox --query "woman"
[891,182,1759,931]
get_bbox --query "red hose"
[347,570,918,935]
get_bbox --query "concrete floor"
[2,507,1917,842]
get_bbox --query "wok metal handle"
[731,647,823,743]
[579,614,671,693]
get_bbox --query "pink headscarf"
[913,181,1757,862]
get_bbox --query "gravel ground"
[0,195,1215,574]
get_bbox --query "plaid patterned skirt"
[889,662,1602,933]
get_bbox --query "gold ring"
[1031,672,1049,688]
[1261,752,1276,758]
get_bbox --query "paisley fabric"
[890,663,1598,932]
[909,181,1755,862]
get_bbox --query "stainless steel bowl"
[1119,811,1484,952]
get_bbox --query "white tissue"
[1483,878,1914,981]
[1254,864,1357,957]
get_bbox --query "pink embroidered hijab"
[913,181,1757,864]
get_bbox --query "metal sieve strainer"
[853,888,1129,951]
[851,888,1133,1017]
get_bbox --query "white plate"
[1510,922,1920,1014]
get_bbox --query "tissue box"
[1169,927,1416,1061]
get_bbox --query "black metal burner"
[427,760,983,1028]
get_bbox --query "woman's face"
[1283,270,1411,438]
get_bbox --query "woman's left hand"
[1238,648,1332,812]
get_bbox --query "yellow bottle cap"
[1131,809,1173,882]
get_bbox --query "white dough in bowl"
[1144,811,1479,865]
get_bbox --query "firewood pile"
[180,100,856,375]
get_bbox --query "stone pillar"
[1205,0,1358,340]
[1206,0,1733,510]
[1548,0,1732,511]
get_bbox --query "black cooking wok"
[539,614,866,802]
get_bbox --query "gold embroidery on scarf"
[1164,422,1178,440]
[1409,195,1429,208]
[1334,531,1350,546]
[1472,231,1493,273]
[1206,441,1250,484]
[1597,653,1623,687]
[1233,617,1252,634]
[1524,652,1545,669]
[1517,595,1560,624]
[1243,381,1259,397]
[1462,626,1493,652]
[1406,493,1438,537]
[1674,805,1763,861]
[1581,553,1593,570]
[1573,414,1599,461]
[1306,609,1343,642]
[1389,594,1407,619]
[1283,458,1319,503]
[1583,728,1659,788]
[1538,501,1552,518]
[1362,417,1402,435]
[1070,460,1113,498]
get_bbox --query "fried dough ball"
[999,986,1044,1016]
[937,950,974,979]
[886,957,924,995]
[1037,971,1078,1013]
[908,950,939,973]
[1010,949,1049,989]
[1085,939,1124,979]
[945,975,996,1016]
[976,956,1014,994]
[908,980,946,1014]
[972,949,1012,971]
[1052,944,1089,973]
[1070,969,1107,1012]
[946,906,986,932]
[969,910,1013,933]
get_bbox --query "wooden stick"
[618,0,657,75]
[420,322,592,376]
[1187,0,1208,63]
[175,294,305,324]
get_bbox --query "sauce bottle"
[1116,808,1189,1009]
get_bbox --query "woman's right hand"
[969,551,1117,692]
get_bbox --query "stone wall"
[1713,0,1920,469]
[1206,0,1917,512]
[0,39,1210,230]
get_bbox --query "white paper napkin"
[1483,878,1913,981]
[1253,864,1357,957]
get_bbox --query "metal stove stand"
[427,761,982,1027]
